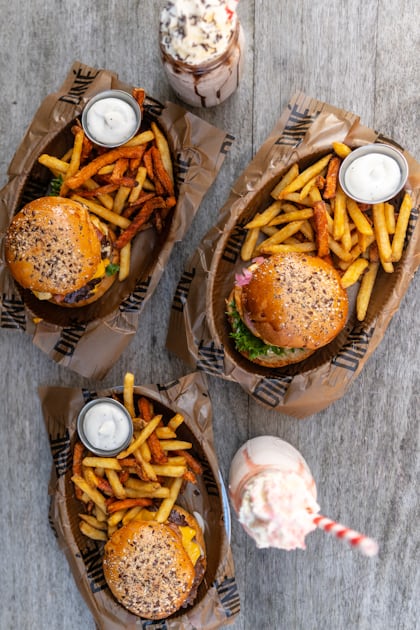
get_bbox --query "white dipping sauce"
[85,97,137,145]
[344,152,401,202]
[83,401,131,451]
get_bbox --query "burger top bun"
[5,196,101,295]
[103,518,196,620]
[242,253,349,350]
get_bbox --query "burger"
[103,506,206,620]
[4,196,120,307]
[226,252,349,368]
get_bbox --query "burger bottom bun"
[103,519,195,620]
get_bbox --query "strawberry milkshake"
[229,436,320,550]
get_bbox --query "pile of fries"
[38,89,176,282]
[240,142,412,321]
[71,373,203,542]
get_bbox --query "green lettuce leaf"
[227,300,292,359]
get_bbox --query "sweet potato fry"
[132,87,146,109]
[107,498,153,514]
[115,197,166,249]
[110,158,129,184]
[312,200,330,257]
[323,156,341,199]
[151,146,174,196]
[122,192,157,218]
[72,442,85,500]
[175,449,203,475]
[64,146,147,189]
[148,433,168,465]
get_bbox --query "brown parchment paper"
[39,371,239,630]
[0,61,234,379]
[166,92,420,419]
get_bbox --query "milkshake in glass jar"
[159,0,245,108]
[229,436,320,550]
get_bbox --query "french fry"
[155,477,184,523]
[122,505,144,525]
[168,413,184,431]
[333,185,347,240]
[107,498,153,514]
[106,469,127,499]
[151,464,187,477]
[112,185,131,214]
[128,166,147,203]
[123,129,155,147]
[255,220,305,253]
[155,426,177,439]
[279,154,332,198]
[72,474,108,514]
[79,513,108,531]
[372,202,393,265]
[340,257,369,288]
[118,242,131,281]
[332,141,352,158]
[384,202,396,235]
[159,440,193,451]
[244,201,283,228]
[270,163,300,199]
[71,195,131,229]
[107,510,127,528]
[258,242,317,255]
[346,199,374,236]
[38,154,69,174]
[79,520,108,542]
[124,487,170,499]
[240,226,260,261]
[123,372,135,417]
[357,262,379,320]
[82,457,122,471]
[117,414,162,459]
[328,236,353,262]
[268,208,314,225]
[299,175,318,201]
[64,127,85,181]
[391,192,412,262]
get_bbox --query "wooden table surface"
[0,1,418,629]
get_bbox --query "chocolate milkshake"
[160,0,245,108]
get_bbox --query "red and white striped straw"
[313,514,379,557]
[225,0,239,20]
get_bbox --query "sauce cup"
[77,397,133,457]
[338,143,408,204]
[81,89,141,148]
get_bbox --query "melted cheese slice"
[179,525,201,566]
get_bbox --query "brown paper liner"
[0,61,234,379]
[166,92,420,418]
[39,371,239,630]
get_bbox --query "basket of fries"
[167,92,420,418]
[40,371,239,629]
[0,62,233,378]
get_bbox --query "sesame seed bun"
[5,196,119,307]
[227,253,348,368]
[103,507,206,620]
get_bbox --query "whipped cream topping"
[238,470,320,550]
[160,0,237,65]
